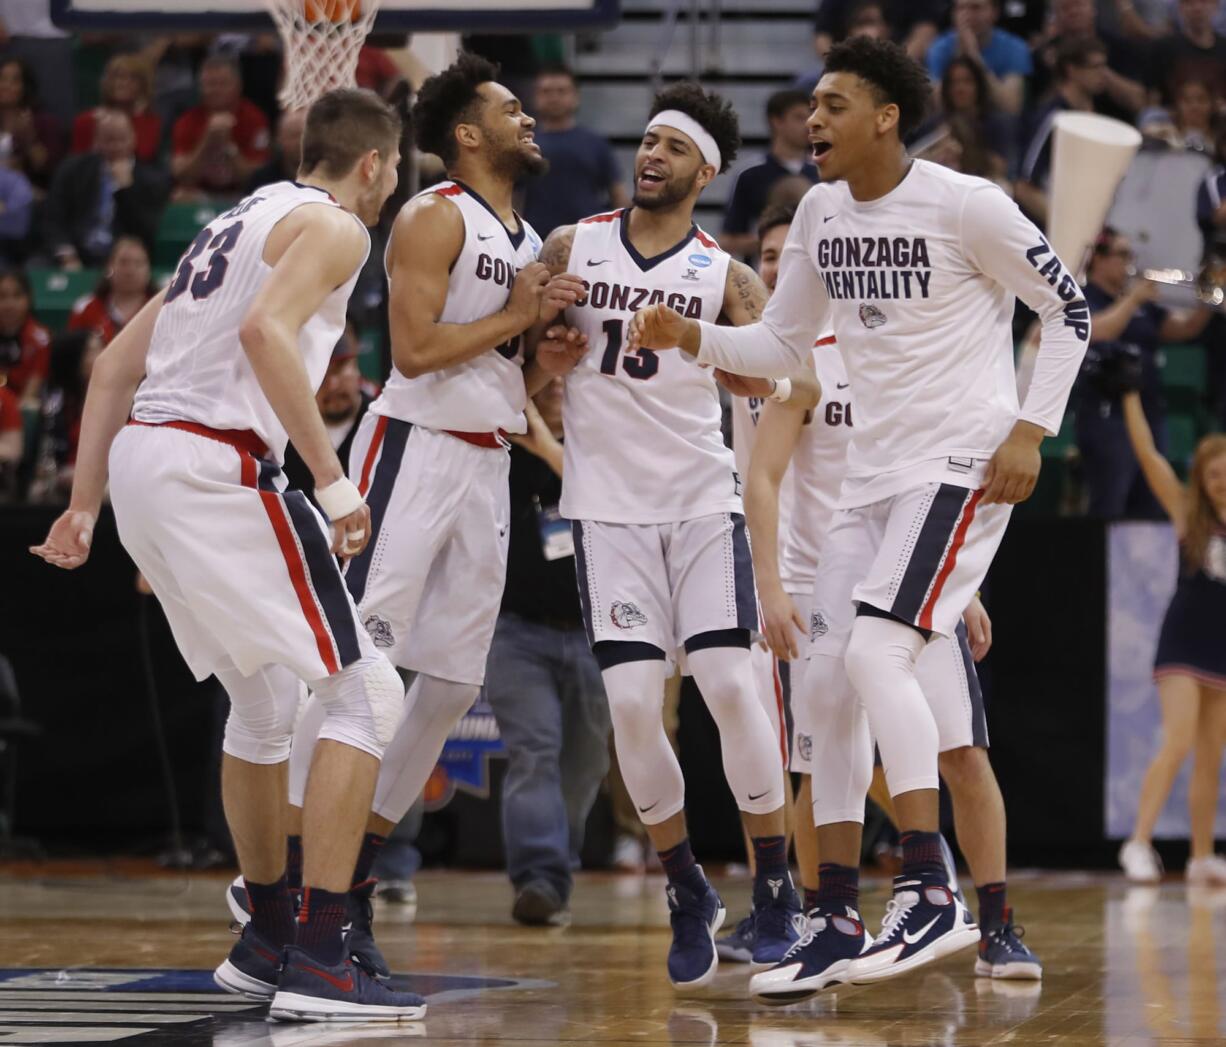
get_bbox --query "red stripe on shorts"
[242,455,339,675]
[918,489,983,632]
[357,415,388,497]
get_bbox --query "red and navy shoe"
[974,909,1042,980]
[213,924,282,1000]
[666,871,726,990]
[749,905,872,1004]
[269,945,426,1022]
[847,874,978,984]
[345,879,391,980]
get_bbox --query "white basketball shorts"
[109,421,374,683]
[343,417,510,686]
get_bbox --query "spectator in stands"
[720,89,817,257]
[28,327,102,501]
[812,0,944,60]
[246,107,307,192]
[0,380,19,497]
[0,267,49,406]
[44,108,168,269]
[1076,227,1213,517]
[356,44,407,99]
[0,0,74,127]
[171,54,270,199]
[1031,0,1148,120]
[66,237,155,346]
[911,56,1014,180]
[1015,36,1110,225]
[1148,0,1226,105]
[72,54,161,165]
[0,57,63,191]
[486,377,611,926]
[1170,77,1218,151]
[1198,124,1226,257]
[0,139,32,264]
[795,0,896,95]
[927,0,1032,115]
[520,65,627,238]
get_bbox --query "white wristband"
[315,477,363,521]
[768,377,793,404]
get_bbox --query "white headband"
[646,110,722,170]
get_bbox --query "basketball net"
[264,0,382,111]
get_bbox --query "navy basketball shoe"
[214,924,283,1000]
[666,871,726,989]
[269,946,427,1022]
[715,914,756,962]
[227,874,251,927]
[345,879,392,980]
[750,905,871,1004]
[974,908,1042,980]
[848,874,978,984]
[749,873,803,970]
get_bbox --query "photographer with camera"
[1076,227,1213,518]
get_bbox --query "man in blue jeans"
[485,377,611,926]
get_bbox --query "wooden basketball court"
[0,865,1218,1044]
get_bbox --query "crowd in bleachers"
[0,0,1223,514]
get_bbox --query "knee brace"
[219,665,304,765]
[313,654,405,759]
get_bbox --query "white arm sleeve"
[961,184,1091,435]
[695,197,831,378]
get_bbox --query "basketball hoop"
[265,0,382,111]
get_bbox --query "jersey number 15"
[599,319,658,380]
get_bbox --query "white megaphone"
[1016,112,1142,399]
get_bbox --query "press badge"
[535,496,574,561]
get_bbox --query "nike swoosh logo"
[902,916,941,945]
[748,790,770,801]
[639,800,659,813]
[300,963,354,993]
[836,382,849,389]
[587,259,610,266]
[477,233,494,241]
[823,215,837,223]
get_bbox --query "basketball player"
[536,83,817,989]
[31,89,426,1021]
[277,53,587,976]
[628,36,1089,984]
[741,333,1041,1003]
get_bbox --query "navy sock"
[245,875,296,948]
[977,882,1007,932]
[752,835,790,884]
[285,835,303,891]
[296,886,349,966]
[815,863,859,910]
[351,832,385,888]
[900,830,946,880]
[658,838,707,894]
[803,887,821,912]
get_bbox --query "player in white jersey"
[537,83,818,990]
[278,54,587,973]
[31,90,427,1022]
[629,36,1089,985]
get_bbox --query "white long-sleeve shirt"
[696,159,1090,507]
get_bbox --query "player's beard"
[491,139,549,182]
[633,169,698,211]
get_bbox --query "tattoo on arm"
[538,224,575,276]
[727,260,769,325]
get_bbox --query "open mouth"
[811,140,833,163]
[638,167,666,188]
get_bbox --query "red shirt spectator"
[356,46,404,97]
[0,270,51,402]
[0,385,20,436]
[171,55,270,196]
[67,237,154,346]
[72,54,163,164]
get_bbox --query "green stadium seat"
[155,200,238,268]
[1166,412,1199,475]
[28,268,100,332]
[1161,343,1206,413]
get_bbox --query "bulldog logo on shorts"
[810,610,829,639]
[858,302,886,328]
[364,614,395,648]
[610,601,648,629]
[797,733,813,762]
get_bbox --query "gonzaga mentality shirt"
[695,160,1090,508]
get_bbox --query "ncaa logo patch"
[687,253,712,268]
[858,302,887,328]
[364,614,395,648]
[810,610,829,639]
[610,601,648,629]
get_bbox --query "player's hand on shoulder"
[506,262,551,327]
[714,369,772,399]
[760,586,807,661]
[628,303,687,351]
[962,595,992,661]
[982,420,1044,505]
[536,324,589,377]
[30,509,96,570]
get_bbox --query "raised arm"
[387,193,549,379]
[1121,390,1186,530]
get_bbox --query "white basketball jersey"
[782,336,852,587]
[729,386,798,586]
[134,181,367,462]
[371,180,542,434]
[559,209,737,525]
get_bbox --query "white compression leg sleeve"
[311,653,406,759]
[287,690,327,808]
[843,615,939,796]
[217,663,304,765]
[601,658,684,826]
[370,673,479,824]
[687,646,785,815]
[801,653,874,826]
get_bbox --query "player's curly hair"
[823,35,931,140]
[648,81,740,173]
[411,51,501,167]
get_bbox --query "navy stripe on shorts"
[891,484,974,624]
[571,520,596,647]
[954,619,989,748]
[344,417,411,607]
[730,512,758,631]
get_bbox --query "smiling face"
[807,71,896,182]
[757,222,790,291]
[633,124,713,211]
[470,81,546,180]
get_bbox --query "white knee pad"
[313,654,405,759]
[218,665,305,765]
